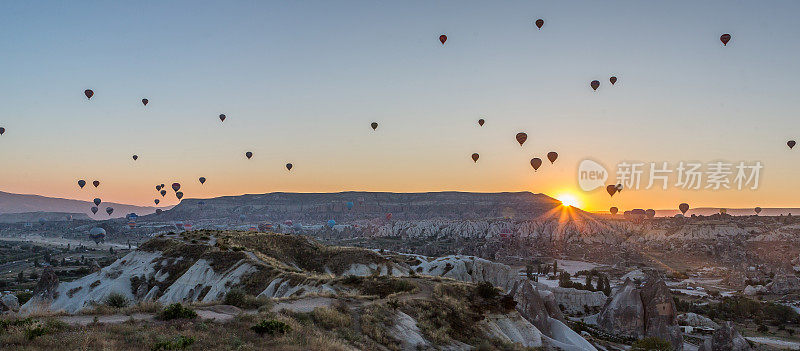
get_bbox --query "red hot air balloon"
[371,122,378,130]
[679,203,690,214]
[530,158,542,171]
[547,152,558,164]
[720,34,731,46]
[535,19,544,29]
[286,163,293,171]
[160,190,167,197]
[0,127,5,135]
[471,153,479,163]
[610,207,618,215]
[92,180,100,188]
[439,35,447,45]
[198,177,206,184]
[93,198,101,206]
[154,199,160,205]
[788,140,796,149]
[132,155,138,161]
[176,191,184,200]
[590,80,600,91]
[172,183,181,192]
[106,207,114,216]
[84,89,94,99]
[245,151,253,159]
[78,180,86,189]
[91,207,98,214]
[478,119,485,126]
[606,185,617,197]
[610,76,617,85]
[516,132,528,146]
[386,213,392,221]
[142,98,148,106]
[219,114,226,122]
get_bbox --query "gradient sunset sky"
[1,1,799,212]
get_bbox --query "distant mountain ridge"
[0,191,161,219]
[157,191,569,223]
[654,207,800,217]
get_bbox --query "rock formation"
[698,321,751,351]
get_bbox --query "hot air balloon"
[84,89,94,99]
[93,198,102,206]
[154,199,160,205]
[439,35,447,45]
[245,152,253,159]
[371,122,378,130]
[645,209,656,218]
[720,34,731,46]
[346,201,354,210]
[286,163,293,171]
[142,98,148,106]
[0,127,5,135]
[535,19,544,29]
[610,207,618,215]
[327,219,336,228]
[156,185,161,191]
[616,184,623,193]
[199,177,206,184]
[516,132,527,146]
[90,207,98,214]
[161,183,165,189]
[606,185,617,197]
[132,155,138,161]
[788,140,796,149]
[679,203,689,215]
[530,158,542,171]
[386,213,392,221]
[219,114,226,122]
[176,191,184,200]
[172,183,180,192]
[93,180,100,188]
[160,190,167,197]
[590,80,600,91]
[78,180,86,189]
[106,207,114,216]
[89,227,106,244]
[755,207,762,215]
[610,76,617,85]
[471,153,479,163]
[547,152,558,164]
[478,119,485,126]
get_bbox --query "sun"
[557,194,580,208]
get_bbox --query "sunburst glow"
[557,194,580,208]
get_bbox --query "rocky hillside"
[0,191,160,219]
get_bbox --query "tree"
[17,271,24,282]
[558,272,572,288]
[603,276,612,296]
[585,271,594,290]
[526,264,534,280]
[553,260,558,275]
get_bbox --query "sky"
[1,0,800,212]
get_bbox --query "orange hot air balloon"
[92,180,100,188]
[516,132,527,146]
[547,152,558,164]
[439,35,447,45]
[610,76,617,85]
[84,89,94,99]
[679,203,689,214]
[590,80,600,91]
[471,153,479,162]
[788,140,796,149]
[371,122,378,130]
[720,34,731,46]
[606,185,617,197]
[478,119,485,126]
[78,180,86,189]
[219,114,226,122]
[530,158,542,171]
[610,207,618,215]
[171,183,181,192]
[535,19,544,29]
[245,151,253,159]
[286,163,293,171]
[142,98,148,106]
[132,155,138,161]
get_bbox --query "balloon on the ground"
[327,219,336,228]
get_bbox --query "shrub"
[224,288,273,309]
[151,335,195,350]
[251,319,291,336]
[311,306,351,329]
[104,292,130,308]
[631,337,672,351]
[159,303,197,320]
[24,325,47,340]
[16,291,32,305]
[475,281,498,300]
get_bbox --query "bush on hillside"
[159,303,197,320]
[251,319,291,336]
